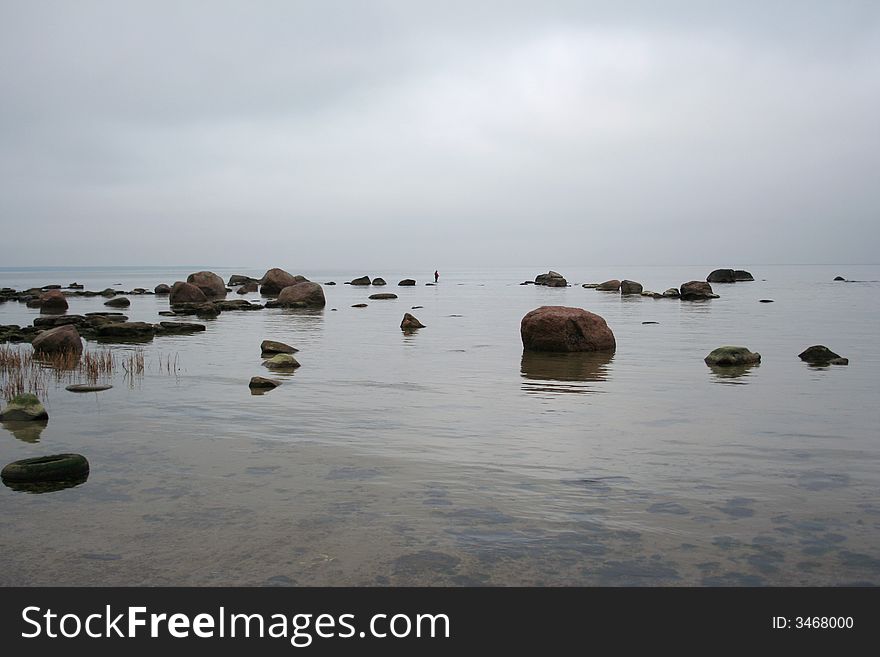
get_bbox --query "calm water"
[0,264,878,585]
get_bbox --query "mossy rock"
[262,354,300,370]
[704,346,761,367]
[0,394,49,421]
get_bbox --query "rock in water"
[520,306,616,352]
[352,303,368,308]
[277,282,326,307]
[262,354,300,370]
[534,271,567,287]
[32,325,83,354]
[662,288,680,298]
[400,313,425,330]
[66,384,112,393]
[169,281,208,304]
[620,280,643,295]
[154,284,171,294]
[261,340,298,355]
[38,289,69,312]
[104,297,130,308]
[798,345,848,365]
[707,269,736,283]
[228,274,258,286]
[249,376,281,389]
[833,276,845,281]
[704,346,761,366]
[372,277,386,286]
[398,279,416,286]
[259,268,306,295]
[734,270,754,281]
[236,281,259,294]
[186,271,227,298]
[0,393,49,421]
[680,281,719,300]
[596,279,621,292]
[369,293,397,300]
[350,276,371,286]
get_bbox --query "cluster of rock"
[347,276,419,287]
[249,339,301,393]
[585,278,711,300]
[1,284,165,311]
[533,271,568,287]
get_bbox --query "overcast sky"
[1,1,878,269]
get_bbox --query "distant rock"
[581,283,599,288]
[261,340,298,355]
[249,376,281,389]
[534,271,567,287]
[833,276,845,281]
[398,279,416,286]
[350,276,371,286]
[67,283,84,290]
[707,269,736,283]
[411,305,423,309]
[596,279,621,292]
[32,325,83,354]
[734,270,754,281]
[236,281,259,294]
[228,274,258,286]
[352,303,368,308]
[520,306,615,352]
[662,288,680,298]
[260,268,306,295]
[156,321,205,334]
[640,291,663,299]
[400,313,425,330]
[0,393,48,421]
[187,271,226,298]
[104,297,130,308]
[372,277,386,286]
[38,289,69,312]
[213,299,263,311]
[620,280,643,295]
[369,293,398,300]
[154,284,171,294]
[99,288,117,297]
[798,345,848,365]
[680,281,718,301]
[277,282,326,307]
[704,346,761,366]
[262,354,300,370]
[169,281,208,304]
[325,281,336,285]
[759,299,774,303]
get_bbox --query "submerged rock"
[261,340,298,355]
[398,279,416,286]
[369,293,398,300]
[32,325,83,354]
[352,303,368,308]
[0,393,49,421]
[400,313,425,330]
[213,299,263,311]
[680,281,718,301]
[704,346,761,367]
[798,345,848,365]
[95,322,156,337]
[520,306,616,353]
[66,384,112,393]
[104,297,130,308]
[249,376,281,389]
[156,322,205,334]
[262,354,300,370]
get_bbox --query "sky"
[0,0,878,269]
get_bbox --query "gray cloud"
[1,1,878,268]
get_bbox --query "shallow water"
[0,264,878,585]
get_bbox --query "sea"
[0,264,878,585]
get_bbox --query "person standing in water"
[434,270,439,283]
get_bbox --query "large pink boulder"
[521,306,616,352]
[186,271,226,297]
[277,282,326,307]
[169,281,208,304]
[31,324,83,354]
[259,268,307,295]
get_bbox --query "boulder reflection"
[2,419,48,443]
[2,472,88,494]
[520,350,614,395]
[707,363,760,384]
